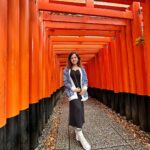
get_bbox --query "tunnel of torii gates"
[0,0,150,149]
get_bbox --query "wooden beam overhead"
[43,13,127,26]
[43,12,127,26]
[41,1,129,11]
[53,44,104,49]
[94,0,145,4]
[38,2,133,19]
[52,41,108,45]
[51,36,111,42]
[45,22,122,30]
[47,29,116,36]
[54,49,100,54]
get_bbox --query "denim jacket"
[63,66,88,101]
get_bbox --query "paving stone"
[126,139,148,150]
[111,145,133,150]
[55,100,69,150]
[110,121,135,140]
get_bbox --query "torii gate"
[0,0,150,150]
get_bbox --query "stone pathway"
[55,97,148,150]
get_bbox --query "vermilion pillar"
[114,36,124,113]
[29,0,39,104]
[125,21,138,124]
[132,2,148,130]
[97,50,103,90]
[95,54,100,89]
[39,12,44,99]
[143,0,150,96]
[118,28,129,93]
[0,0,7,129]
[119,28,135,118]
[38,11,47,133]
[48,36,53,96]
[143,0,150,131]
[20,0,30,149]
[104,45,113,92]
[110,39,119,94]
[131,2,146,96]
[7,0,20,120]
[29,0,40,149]
[7,0,20,149]
[42,29,47,98]
[20,0,29,111]
[109,39,121,111]
[0,2,7,149]
[107,45,114,92]
[125,21,136,94]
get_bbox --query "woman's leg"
[69,98,84,128]
[74,127,91,150]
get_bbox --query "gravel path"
[36,94,149,150]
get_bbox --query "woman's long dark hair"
[67,51,82,69]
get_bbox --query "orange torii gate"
[40,0,150,136]
[0,0,150,150]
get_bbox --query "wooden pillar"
[93,56,98,88]
[29,0,40,149]
[7,0,20,149]
[39,11,44,100]
[0,0,7,149]
[131,2,148,131]
[143,0,150,96]
[131,2,146,96]
[97,50,103,91]
[38,11,46,132]
[96,51,101,90]
[103,46,112,106]
[125,21,136,94]
[107,43,115,109]
[107,44,114,92]
[113,37,123,113]
[0,0,7,128]
[95,54,101,89]
[109,39,120,111]
[143,0,150,131]
[100,48,108,104]
[48,37,53,96]
[42,29,47,98]
[107,44,115,107]
[19,0,30,149]
[125,21,138,124]
[116,29,126,115]
[29,0,39,104]
[118,28,129,93]
[97,51,101,89]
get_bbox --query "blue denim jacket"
[63,67,89,101]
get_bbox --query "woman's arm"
[63,68,72,90]
[63,68,76,91]
[82,68,88,91]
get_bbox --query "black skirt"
[69,93,85,128]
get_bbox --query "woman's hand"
[79,88,86,95]
[74,87,81,92]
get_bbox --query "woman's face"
[71,54,78,65]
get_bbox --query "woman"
[63,51,91,150]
